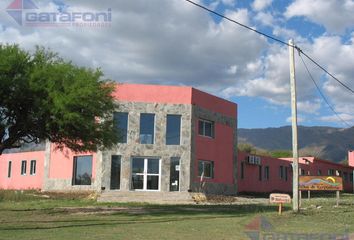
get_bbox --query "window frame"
[139,113,155,144]
[113,112,129,144]
[198,119,215,138]
[30,160,36,176]
[7,161,12,178]
[264,166,270,181]
[166,114,182,145]
[131,157,161,191]
[72,155,93,186]
[21,160,27,176]
[110,155,121,190]
[258,165,262,181]
[198,160,214,179]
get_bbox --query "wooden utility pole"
[289,39,299,212]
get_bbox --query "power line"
[184,0,291,47]
[298,51,354,94]
[299,54,351,128]
[184,0,354,94]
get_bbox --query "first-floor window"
[350,173,353,183]
[343,172,348,182]
[317,169,322,176]
[264,166,270,180]
[198,160,214,178]
[328,169,335,176]
[258,165,262,181]
[279,166,288,181]
[72,156,93,185]
[240,162,245,179]
[110,155,121,190]
[279,166,284,179]
[30,160,36,175]
[21,160,27,175]
[7,161,12,178]
[131,157,160,191]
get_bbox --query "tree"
[0,44,119,155]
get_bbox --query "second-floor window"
[166,115,181,145]
[140,113,155,144]
[198,119,214,138]
[113,112,128,143]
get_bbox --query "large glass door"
[132,157,160,191]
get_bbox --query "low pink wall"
[194,122,235,184]
[0,151,45,190]
[49,144,96,180]
[238,152,292,193]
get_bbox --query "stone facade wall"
[100,102,193,192]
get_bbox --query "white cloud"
[297,100,321,114]
[285,0,354,33]
[286,115,306,123]
[254,11,274,27]
[252,0,273,11]
[319,114,354,126]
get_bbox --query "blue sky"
[0,0,353,129]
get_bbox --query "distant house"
[0,83,353,202]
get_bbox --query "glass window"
[241,162,245,179]
[140,113,155,144]
[198,119,214,138]
[264,166,270,180]
[30,160,36,175]
[317,169,322,176]
[279,166,284,179]
[328,169,335,176]
[350,173,353,183]
[258,165,262,181]
[110,155,121,190]
[131,157,160,191]
[72,156,93,185]
[198,160,214,178]
[343,172,348,182]
[7,161,12,178]
[166,115,181,145]
[285,167,288,181]
[113,112,128,143]
[21,160,27,175]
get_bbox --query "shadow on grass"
[0,204,289,231]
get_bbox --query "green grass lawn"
[0,191,353,240]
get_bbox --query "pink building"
[238,152,354,193]
[0,83,353,200]
[0,83,238,200]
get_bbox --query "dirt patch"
[56,206,148,215]
[193,193,269,205]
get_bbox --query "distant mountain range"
[238,126,354,163]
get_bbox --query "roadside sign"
[270,193,291,204]
[270,193,291,215]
